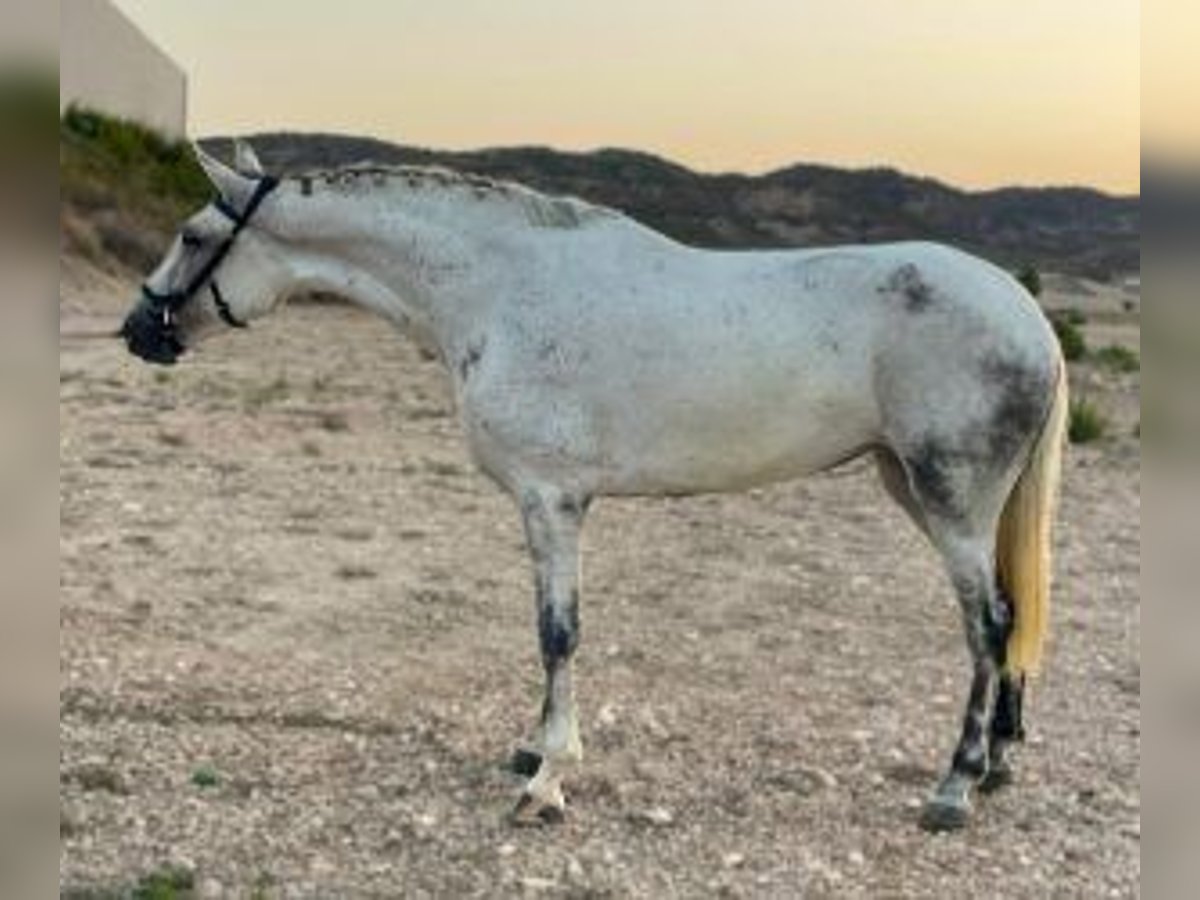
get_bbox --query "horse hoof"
[508,748,543,777]
[510,793,566,827]
[979,761,1014,794]
[919,798,971,833]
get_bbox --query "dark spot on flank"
[880,263,936,312]
[905,440,961,517]
[457,338,487,381]
[978,354,1053,465]
[300,176,313,196]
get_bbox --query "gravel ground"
[60,279,1140,898]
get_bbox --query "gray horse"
[122,142,1067,830]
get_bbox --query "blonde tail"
[996,357,1069,676]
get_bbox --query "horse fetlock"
[509,747,543,778]
[511,765,568,827]
[979,741,1015,794]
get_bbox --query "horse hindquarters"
[875,329,1065,829]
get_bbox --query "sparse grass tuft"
[243,376,290,412]
[130,865,195,900]
[191,765,220,788]
[1093,344,1140,373]
[317,410,351,432]
[336,563,377,581]
[1016,264,1042,298]
[71,762,128,795]
[1051,315,1087,362]
[1069,398,1108,444]
[426,459,464,478]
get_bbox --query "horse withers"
[121,141,1067,831]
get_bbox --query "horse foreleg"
[511,486,588,825]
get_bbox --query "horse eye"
[181,231,202,248]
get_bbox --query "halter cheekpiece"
[141,174,279,330]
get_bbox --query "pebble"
[633,806,674,827]
[563,856,585,883]
[847,850,865,867]
[722,852,746,869]
[198,877,224,898]
[803,766,838,789]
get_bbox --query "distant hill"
[211,133,1139,280]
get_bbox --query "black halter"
[141,175,279,329]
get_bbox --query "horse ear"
[233,139,265,178]
[193,142,253,206]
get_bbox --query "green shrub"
[1017,265,1042,298]
[1051,315,1087,362]
[1061,307,1087,327]
[131,865,195,900]
[1093,344,1140,373]
[61,106,211,243]
[191,765,220,788]
[1068,398,1107,444]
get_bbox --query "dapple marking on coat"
[121,140,1067,832]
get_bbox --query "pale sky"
[112,0,1139,194]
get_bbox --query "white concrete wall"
[60,0,187,139]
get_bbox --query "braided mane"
[287,162,616,229]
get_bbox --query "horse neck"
[271,185,509,354]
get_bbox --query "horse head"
[120,140,291,365]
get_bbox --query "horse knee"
[538,593,580,667]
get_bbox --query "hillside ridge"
[208,132,1138,280]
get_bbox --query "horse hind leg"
[886,436,1021,830]
[916,524,1011,831]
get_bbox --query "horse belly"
[594,350,881,494]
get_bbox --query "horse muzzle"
[120,298,187,366]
